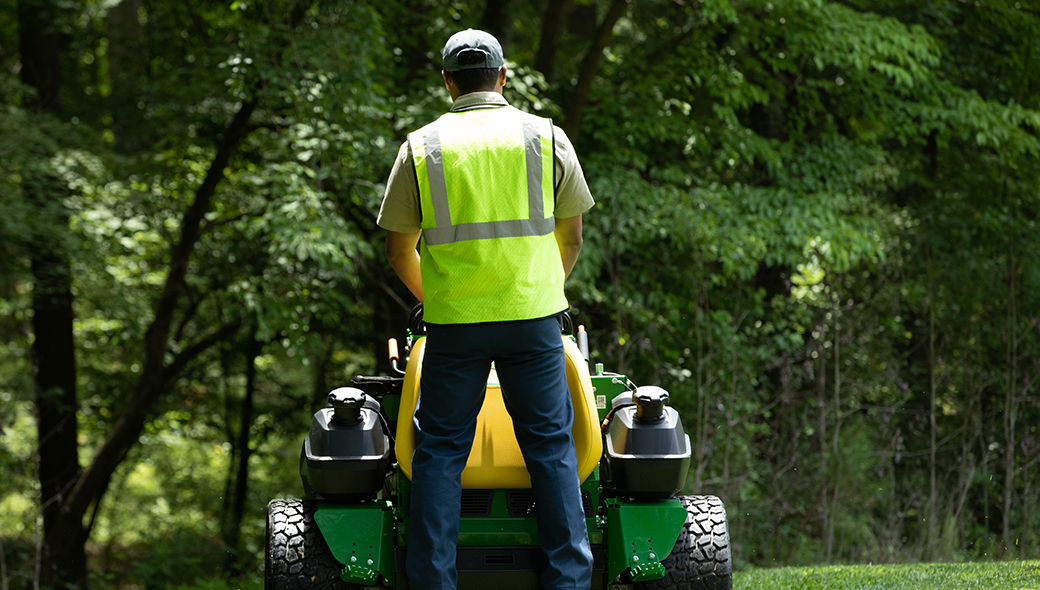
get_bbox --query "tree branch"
[535,0,573,83]
[645,22,698,65]
[200,207,267,236]
[161,320,244,384]
[562,0,630,142]
[172,278,202,344]
[62,95,256,526]
[61,0,319,533]
[182,0,212,48]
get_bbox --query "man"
[376,29,595,590]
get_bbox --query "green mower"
[265,309,732,590]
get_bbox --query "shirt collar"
[449,91,509,112]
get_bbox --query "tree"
[17,0,85,585]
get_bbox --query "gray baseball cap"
[442,29,504,72]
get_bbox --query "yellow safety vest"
[408,105,567,324]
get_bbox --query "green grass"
[735,561,1040,589]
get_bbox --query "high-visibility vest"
[408,105,567,324]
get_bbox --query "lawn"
[735,560,1040,589]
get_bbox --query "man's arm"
[386,230,424,302]
[554,214,583,279]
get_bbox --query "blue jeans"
[406,316,593,590]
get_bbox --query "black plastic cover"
[603,387,691,499]
[300,388,390,502]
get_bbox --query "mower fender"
[606,498,687,583]
[314,501,395,586]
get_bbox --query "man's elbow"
[561,236,583,256]
[385,230,420,265]
[555,216,583,249]
[386,247,410,271]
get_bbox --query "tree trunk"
[815,326,828,561]
[561,0,630,141]
[30,223,87,590]
[224,334,262,574]
[826,314,841,563]
[18,0,62,113]
[610,218,628,374]
[954,321,982,545]
[481,0,515,54]
[926,248,938,559]
[723,339,735,483]
[1002,212,1018,556]
[693,300,708,490]
[106,0,148,153]
[312,334,337,410]
[219,352,236,522]
[385,0,435,95]
[723,293,743,486]
[534,0,573,83]
[1021,468,1031,559]
[981,422,991,536]
[18,0,88,587]
[691,247,714,493]
[953,340,979,547]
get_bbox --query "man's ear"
[497,65,507,88]
[442,70,461,100]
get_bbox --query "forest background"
[2,0,1040,588]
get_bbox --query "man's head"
[440,29,507,99]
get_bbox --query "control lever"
[576,325,590,364]
[389,338,405,377]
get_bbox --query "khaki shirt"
[377,92,595,233]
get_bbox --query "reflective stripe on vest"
[407,105,566,324]
[410,109,554,245]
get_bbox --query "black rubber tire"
[636,495,733,590]
[266,498,358,590]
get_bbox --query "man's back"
[378,29,595,590]
[406,104,565,324]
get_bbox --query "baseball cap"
[442,29,504,72]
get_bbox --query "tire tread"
[266,498,358,590]
[636,495,733,590]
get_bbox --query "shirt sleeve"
[376,142,422,233]
[552,125,595,219]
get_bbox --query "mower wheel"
[266,498,358,590]
[637,495,732,590]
